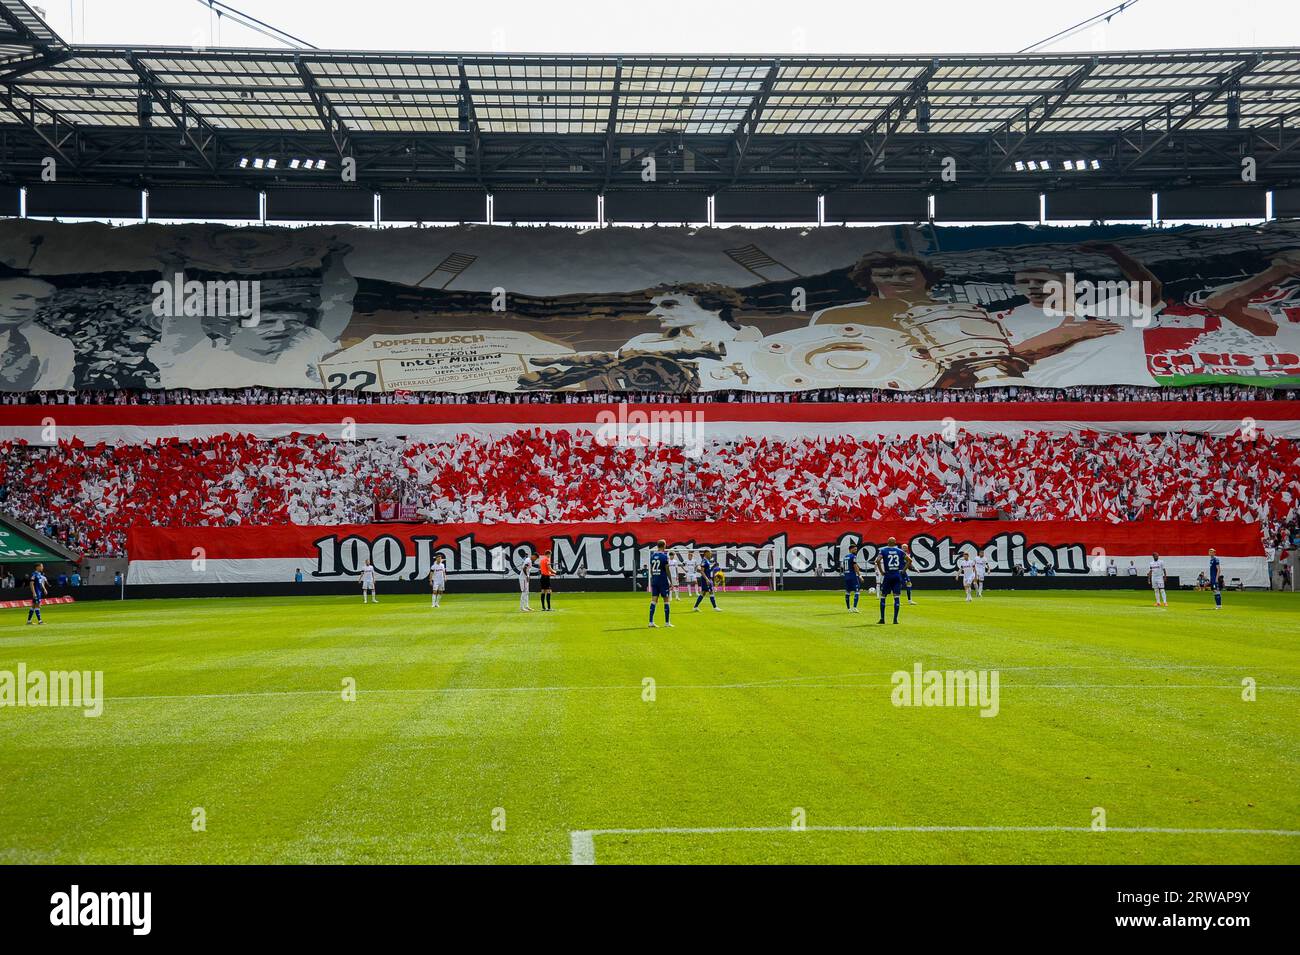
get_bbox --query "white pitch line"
[103,682,1300,703]
[569,830,596,866]
[568,824,1300,865]
[738,664,1300,684]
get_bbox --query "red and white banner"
[3,400,1297,445]
[0,596,74,609]
[127,520,1266,587]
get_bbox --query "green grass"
[1,589,1298,864]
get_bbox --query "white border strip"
[6,417,1299,447]
[124,554,1270,587]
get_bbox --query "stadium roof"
[1,0,1299,205]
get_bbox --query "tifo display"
[3,220,1300,394]
[2,425,1295,560]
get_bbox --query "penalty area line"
[568,824,1300,865]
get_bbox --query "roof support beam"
[857,60,939,184]
[128,56,221,171]
[602,57,622,189]
[1121,56,1260,173]
[1254,106,1300,171]
[0,2,66,56]
[730,59,781,183]
[795,137,859,175]
[457,59,484,188]
[0,48,70,85]
[982,60,1096,184]
[0,83,77,169]
[296,57,353,161]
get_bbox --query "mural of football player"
[626,283,761,377]
[157,227,355,344]
[809,252,1028,387]
[995,240,1164,387]
[1201,251,1300,339]
[0,277,74,391]
[147,305,341,389]
[147,228,356,389]
[1150,251,1300,381]
[519,283,760,392]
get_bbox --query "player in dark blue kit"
[901,543,916,605]
[26,562,48,625]
[874,537,910,625]
[692,548,721,612]
[843,543,862,612]
[1209,548,1223,610]
[648,539,673,628]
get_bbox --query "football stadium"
[0,0,1298,910]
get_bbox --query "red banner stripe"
[128,520,1264,561]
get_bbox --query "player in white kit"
[957,552,976,602]
[668,552,682,601]
[973,554,988,597]
[518,549,534,612]
[360,560,378,604]
[684,550,700,598]
[428,555,447,608]
[1147,553,1168,607]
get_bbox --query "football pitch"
[2,589,1297,865]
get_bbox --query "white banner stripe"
[125,554,1268,586]
[7,417,1300,446]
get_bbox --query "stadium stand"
[4,426,1298,559]
[2,38,1299,594]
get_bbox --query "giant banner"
[126,521,1267,587]
[3,219,1299,394]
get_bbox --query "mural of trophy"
[745,323,936,390]
[802,251,1031,389]
[896,302,1029,386]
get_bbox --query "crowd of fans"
[3,428,1298,558]
[2,383,1292,406]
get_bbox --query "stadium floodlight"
[1039,159,1051,170]
[1014,160,1026,171]
[1090,159,1101,170]
[1076,158,1087,170]
[253,158,264,169]
[267,159,277,169]
[1063,160,1074,170]
[238,157,249,168]
[289,159,300,169]
[1027,161,1038,171]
